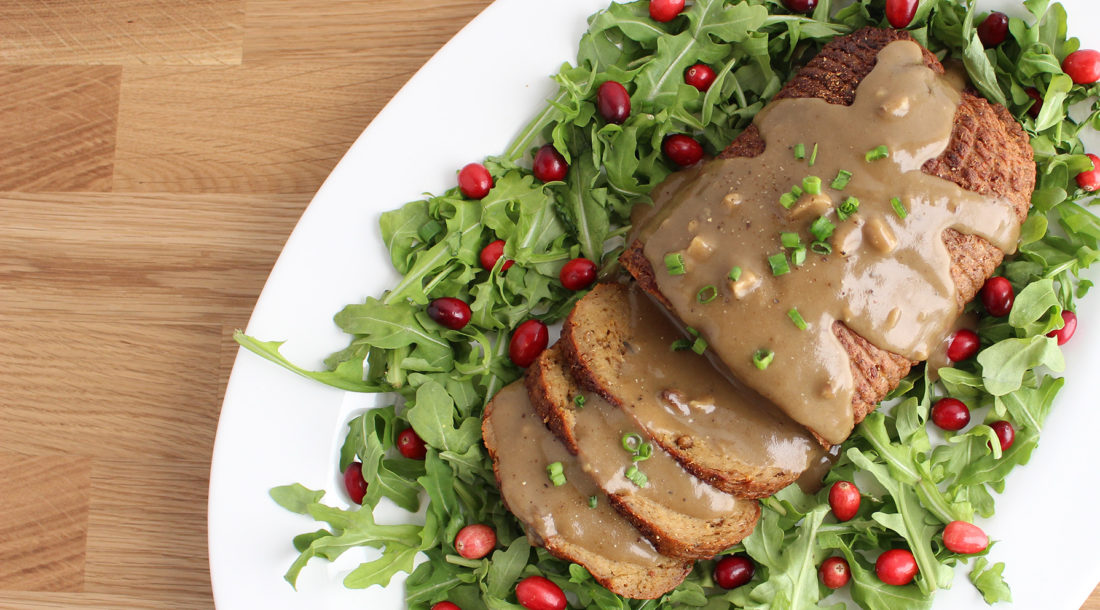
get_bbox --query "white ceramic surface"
[208,1,1100,608]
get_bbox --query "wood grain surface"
[0,1,1096,608]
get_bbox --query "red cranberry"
[455,524,497,559]
[533,144,569,182]
[510,320,549,367]
[828,481,861,521]
[1047,310,1077,345]
[977,12,1009,47]
[663,134,704,167]
[713,555,755,589]
[947,329,980,362]
[480,239,514,272]
[1076,153,1100,191]
[397,428,428,460]
[597,81,631,124]
[343,462,368,504]
[1025,88,1043,118]
[515,576,566,610]
[885,0,918,28]
[990,420,1015,452]
[427,297,471,330]
[431,603,461,610]
[458,163,492,199]
[684,63,717,91]
[981,276,1015,317]
[875,549,918,585]
[931,398,971,431]
[782,0,818,12]
[1063,49,1100,85]
[560,258,598,291]
[942,521,989,555]
[648,0,684,22]
[820,556,851,589]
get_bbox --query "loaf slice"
[621,26,1034,440]
[482,382,693,599]
[526,345,761,559]
[559,282,822,498]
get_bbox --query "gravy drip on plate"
[484,383,667,565]
[638,41,1020,444]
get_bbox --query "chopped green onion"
[810,216,835,241]
[670,338,691,351]
[418,219,444,242]
[791,185,804,197]
[780,232,802,249]
[794,143,805,159]
[808,143,819,166]
[697,284,718,304]
[686,327,699,337]
[664,252,686,275]
[891,197,908,219]
[728,266,742,282]
[691,336,708,355]
[768,252,790,276]
[752,348,775,370]
[791,246,807,267]
[837,196,860,221]
[865,145,890,162]
[574,394,586,408]
[780,191,798,209]
[830,169,852,190]
[621,433,643,452]
[787,308,807,330]
[624,464,649,488]
[802,176,822,195]
[588,495,597,508]
[547,462,566,486]
[633,442,653,462]
[810,240,833,255]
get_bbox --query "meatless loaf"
[621,26,1034,440]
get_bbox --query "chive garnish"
[697,285,718,303]
[624,464,649,488]
[891,197,908,219]
[547,462,566,486]
[780,191,798,209]
[664,252,686,275]
[831,169,852,190]
[574,394,586,408]
[787,308,808,330]
[753,348,775,370]
[802,176,822,195]
[791,246,807,267]
[780,232,802,249]
[670,338,692,351]
[811,240,833,255]
[794,143,805,160]
[691,336,708,355]
[621,433,643,452]
[728,266,742,282]
[632,442,653,462]
[837,196,860,221]
[588,495,597,508]
[791,185,804,197]
[769,252,790,276]
[686,327,699,337]
[865,145,890,162]
[808,143,819,167]
[810,216,835,241]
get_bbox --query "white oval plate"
[208,1,1100,608]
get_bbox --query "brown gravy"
[637,41,1020,444]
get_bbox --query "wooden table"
[0,1,1095,608]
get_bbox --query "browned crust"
[559,284,803,499]
[481,394,693,599]
[526,345,762,560]
[621,27,1034,441]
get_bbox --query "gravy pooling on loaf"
[637,41,1020,445]
[483,383,669,566]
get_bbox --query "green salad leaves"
[242,0,1100,608]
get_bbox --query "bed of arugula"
[237,0,1100,608]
